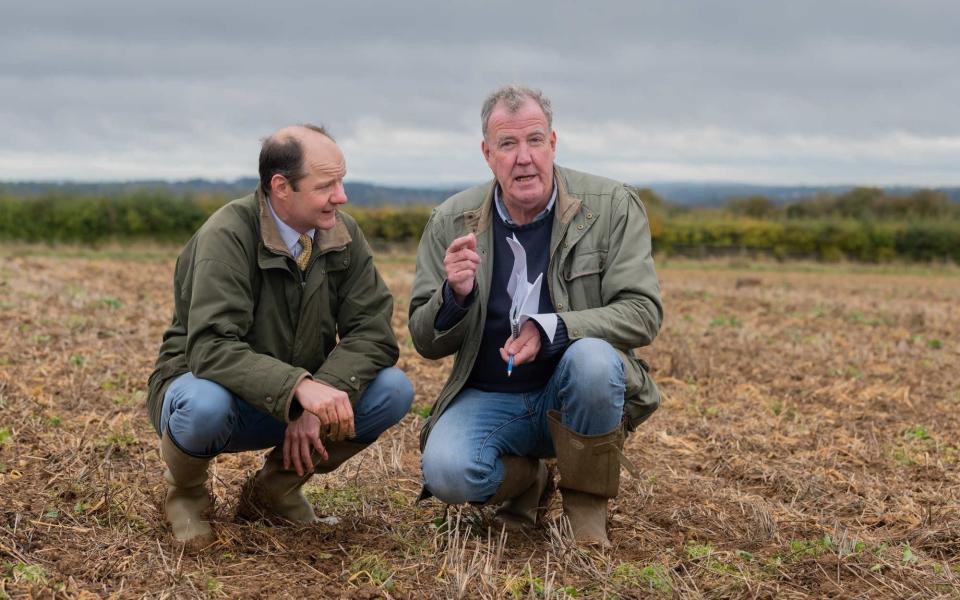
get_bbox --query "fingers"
[330,399,354,441]
[447,233,477,253]
[298,436,313,474]
[501,322,542,366]
[283,434,293,472]
[444,234,480,298]
[312,436,328,462]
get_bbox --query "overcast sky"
[2,1,958,186]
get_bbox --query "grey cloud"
[1,1,958,183]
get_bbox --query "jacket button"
[577,224,584,230]
[557,303,564,310]
[266,396,273,403]
[587,213,593,219]
[349,376,356,382]
[343,258,349,266]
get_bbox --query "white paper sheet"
[506,234,557,343]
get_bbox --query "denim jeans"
[421,338,625,504]
[161,367,414,458]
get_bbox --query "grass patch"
[611,562,672,594]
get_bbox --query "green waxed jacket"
[409,165,663,449]
[146,189,399,434]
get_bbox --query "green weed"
[612,562,672,594]
[349,553,394,591]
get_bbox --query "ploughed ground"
[1,246,958,598]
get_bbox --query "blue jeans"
[421,338,625,504]
[161,367,414,458]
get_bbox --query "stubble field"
[1,243,959,599]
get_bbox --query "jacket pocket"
[563,249,605,308]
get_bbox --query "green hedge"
[656,217,960,263]
[0,193,957,262]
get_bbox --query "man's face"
[482,99,556,224]
[276,134,348,232]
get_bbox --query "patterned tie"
[296,233,312,271]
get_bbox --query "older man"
[409,86,662,545]
[147,124,413,547]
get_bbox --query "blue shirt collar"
[493,183,557,226]
[265,195,315,257]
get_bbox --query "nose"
[517,143,530,165]
[333,181,348,204]
[515,142,532,165]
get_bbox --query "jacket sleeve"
[184,229,309,423]
[312,225,400,404]
[559,187,663,349]
[408,211,478,359]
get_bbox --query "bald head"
[259,124,336,194]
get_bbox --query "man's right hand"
[293,379,355,442]
[444,233,480,304]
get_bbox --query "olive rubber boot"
[489,456,555,531]
[238,440,369,525]
[160,432,214,547]
[546,410,626,547]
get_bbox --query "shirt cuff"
[434,280,476,331]
[536,315,570,359]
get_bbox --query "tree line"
[0,187,957,263]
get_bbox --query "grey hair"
[480,85,553,138]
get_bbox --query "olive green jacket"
[409,166,663,449]
[147,189,399,433]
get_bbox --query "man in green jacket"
[409,86,662,546]
[147,124,413,547]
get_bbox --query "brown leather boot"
[160,432,214,547]
[488,456,555,531]
[546,410,626,547]
[237,440,369,525]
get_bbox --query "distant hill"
[0,178,459,207]
[2,179,958,208]
[646,182,960,207]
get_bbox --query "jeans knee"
[166,378,236,456]
[563,339,623,386]
[377,367,414,424]
[421,446,492,504]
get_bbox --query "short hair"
[258,124,333,193]
[480,85,553,138]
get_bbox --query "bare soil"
[1,247,958,598]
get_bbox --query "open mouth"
[515,175,537,183]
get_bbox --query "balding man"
[147,124,413,547]
[409,86,662,546]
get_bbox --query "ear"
[549,129,557,153]
[270,174,288,198]
[481,139,494,169]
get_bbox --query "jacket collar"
[256,186,352,257]
[463,165,581,234]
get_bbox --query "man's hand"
[499,320,541,367]
[283,411,327,476]
[294,379,355,442]
[444,233,480,304]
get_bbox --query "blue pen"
[507,320,519,377]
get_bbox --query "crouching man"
[147,124,413,547]
[408,86,662,546]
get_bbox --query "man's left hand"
[283,411,328,476]
[499,320,541,367]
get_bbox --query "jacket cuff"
[282,370,313,423]
[434,280,476,331]
[536,315,570,360]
